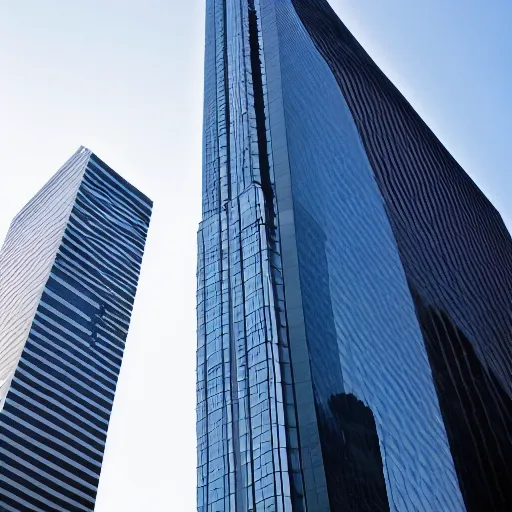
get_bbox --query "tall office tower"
[0,147,152,511]
[197,1,512,511]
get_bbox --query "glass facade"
[0,148,152,511]
[198,1,512,511]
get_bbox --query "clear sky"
[0,0,510,510]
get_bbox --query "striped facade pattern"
[0,149,152,511]
[199,1,512,511]
[0,149,88,412]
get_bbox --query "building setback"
[196,1,512,511]
[0,147,152,511]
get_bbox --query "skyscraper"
[0,147,152,511]
[197,1,512,511]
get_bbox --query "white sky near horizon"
[0,0,510,510]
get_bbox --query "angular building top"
[0,147,152,511]
[1,147,90,411]
[197,1,512,511]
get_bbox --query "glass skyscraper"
[0,147,152,511]
[197,1,512,511]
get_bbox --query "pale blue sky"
[0,1,510,510]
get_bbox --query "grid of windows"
[197,1,303,510]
